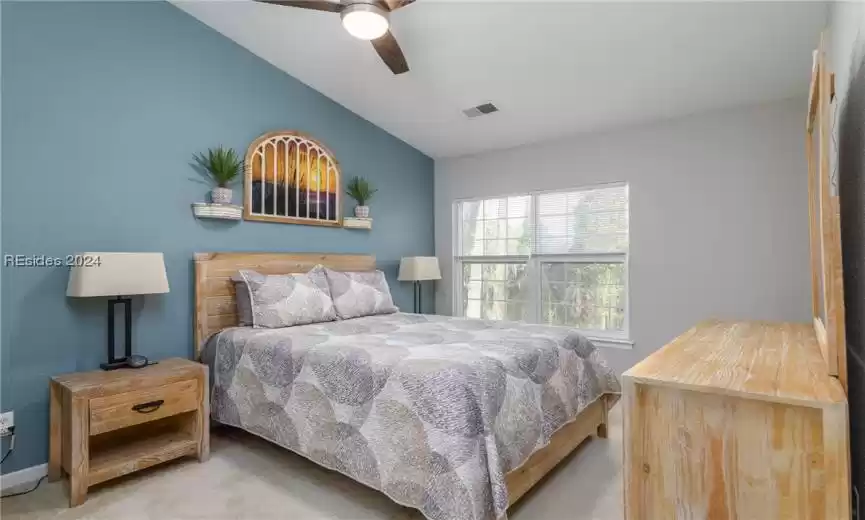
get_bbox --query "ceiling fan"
[256,0,417,75]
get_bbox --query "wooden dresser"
[622,321,849,519]
[623,38,850,520]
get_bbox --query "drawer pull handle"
[131,400,165,414]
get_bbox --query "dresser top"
[623,320,846,407]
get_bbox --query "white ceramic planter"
[211,187,233,204]
[354,205,370,218]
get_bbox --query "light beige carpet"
[2,406,623,520]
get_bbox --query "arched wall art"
[244,131,341,226]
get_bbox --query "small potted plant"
[192,146,243,204]
[346,176,377,218]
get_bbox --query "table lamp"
[398,256,441,313]
[67,252,169,370]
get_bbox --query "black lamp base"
[412,281,423,314]
[102,297,157,371]
[104,297,133,371]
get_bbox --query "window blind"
[534,185,629,255]
[459,195,531,257]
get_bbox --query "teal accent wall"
[0,1,434,473]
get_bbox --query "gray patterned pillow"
[239,267,337,328]
[324,268,398,319]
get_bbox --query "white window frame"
[452,182,633,349]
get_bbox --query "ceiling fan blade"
[380,0,416,11]
[256,0,342,12]
[371,30,409,74]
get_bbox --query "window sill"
[587,336,634,350]
[518,322,634,350]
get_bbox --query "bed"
[194,252,620,520]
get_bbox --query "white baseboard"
[0,463,47,493]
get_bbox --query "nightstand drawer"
[89,379,199,435]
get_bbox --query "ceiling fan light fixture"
[341,4,389,40]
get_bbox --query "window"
[455,184,630,342]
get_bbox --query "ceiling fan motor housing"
[342,0,386,7]
[341,2,389,20]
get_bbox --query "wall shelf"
[192,203,242,221]
[343,217,372,230]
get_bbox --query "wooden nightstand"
[48,358,209,506]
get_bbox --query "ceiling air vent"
[463,102,499,118]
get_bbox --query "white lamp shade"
[398,257,441,281]
[67,252,169,297]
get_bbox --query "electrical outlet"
[0,411,14,437]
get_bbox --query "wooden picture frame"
[243,131,342,227]
[807,36,847,390]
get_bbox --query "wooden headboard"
[806,37,847,391]
[193,252,376,357]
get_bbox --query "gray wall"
[435,99,811,374]
[0,1,434,474]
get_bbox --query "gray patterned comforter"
[202,313,620,520]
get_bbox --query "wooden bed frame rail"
[505,397,609,506]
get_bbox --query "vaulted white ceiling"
[174,1,828,158]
